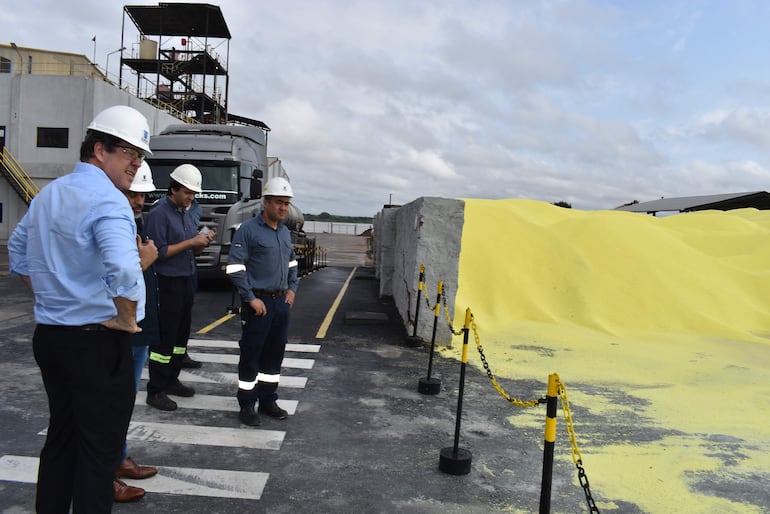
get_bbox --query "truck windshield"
[144,161,240,204]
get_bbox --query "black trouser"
[237,295,290,408]
[148,274,194,394]
[33,324,135,514]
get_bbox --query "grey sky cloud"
[5,0,770,215]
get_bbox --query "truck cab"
[145,124,270,278]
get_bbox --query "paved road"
[0,251,593,513]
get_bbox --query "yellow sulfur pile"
[444,198,770,513]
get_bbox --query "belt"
[40,323,108,331]
[252,289,286,298]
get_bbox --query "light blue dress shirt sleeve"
[7,211,29,276]
[8,163,145,325]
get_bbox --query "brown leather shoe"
[113,478,145,502]
[116,457,158,479]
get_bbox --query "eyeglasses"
[114,145,145,162]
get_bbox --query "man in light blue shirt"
[8,105,151,511]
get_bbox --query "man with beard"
[227,177,299,426]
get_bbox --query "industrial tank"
[139,37,157,59]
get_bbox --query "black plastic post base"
[439,447,472,475]
[405,335,423,347]
[418,377,441,395]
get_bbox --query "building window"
[37,127,69,149]
[0,57,11,73]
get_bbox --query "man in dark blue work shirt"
[227,177,299,426]
[143,164,215,411]
[8,105,150,512]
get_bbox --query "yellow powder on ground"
[441,198,770,513]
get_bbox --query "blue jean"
[122,345,149,461]
[132,345,149,393]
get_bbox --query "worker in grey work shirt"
[226,176,299,426]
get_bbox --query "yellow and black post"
[439,308,473,475]
[418,280,442,395]
[406,264,425,347]
[539,373,560,513]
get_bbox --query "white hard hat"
[129,161,156,192]
[87,105,152,154]
[169,163,202,193]
[263,177,294,198]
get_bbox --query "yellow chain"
[470,316,542,408]
[557,377,584,466]
[443,301,464,336]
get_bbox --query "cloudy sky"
[5,1,770,216]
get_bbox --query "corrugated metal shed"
[615,191,770,215]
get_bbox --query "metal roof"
[616,191,770,214]
[124,3,231,39]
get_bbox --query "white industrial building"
[0,43,181,242]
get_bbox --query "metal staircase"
[1,147,39,205]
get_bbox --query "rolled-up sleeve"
[8,213,30,276]
[93,204,144,303]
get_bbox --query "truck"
[145,124,314,279]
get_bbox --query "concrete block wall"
[374,196,464,347]
[373,206,398,298]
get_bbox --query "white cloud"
[696,108,770,147]
[5,0,770,215]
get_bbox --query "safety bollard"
[539,373,560,514]
[406,264,425,347]
[418,280,442,395]
[438,308,473,475]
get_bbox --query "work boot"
[180,352,202,369]
[258,401,288,420]
[165,379,195,397]
[239,406,260,426]
[113,478,144,502]
[147,391,177,411]
[116,457,157,480]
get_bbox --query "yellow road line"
[315,267,357,339]
[197,313,236,334]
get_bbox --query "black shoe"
[165,380,195,397]
[180,353,202,369]
[239,406,260,426]
[146,391,177,411]
[258,401,288,420]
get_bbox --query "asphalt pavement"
[0,238,593,513]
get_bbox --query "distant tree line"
[304,212,374,223]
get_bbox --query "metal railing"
[0,147,39,204]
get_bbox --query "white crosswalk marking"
[2,337,318,501]
[0,455,37,483]
[188,338,321,353]
[286,343,321,353]
[36,422,285,450]
[140,369,308,388]
[134,394,298,414]
[0,455,269,500]
[124,421,285,450]
[187,352,314,369]
[121,466,268,499]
